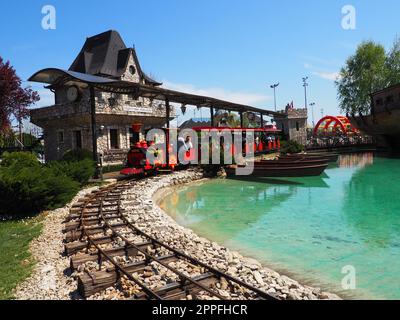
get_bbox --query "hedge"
[0,152,94,217]
[62,149,93,162]
[0,164,79,216]
[280,140,305,154]
[47,159,95,186]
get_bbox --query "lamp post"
[270,83,279,111]
[309,102,316,127]
[302,77,309,110]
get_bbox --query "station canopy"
[28,68,281,117]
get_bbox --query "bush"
[102,164,124,174]
[62,149,93,162]
[48,159,95,186]
[280,140,305,154]
[0,165,79,216]
[0,151,96,217]
[0,152,40,169]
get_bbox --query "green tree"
[386,37,400,85]
[336,41,388,115]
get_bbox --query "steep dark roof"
[69,30,126,76]
[69,30,161,86]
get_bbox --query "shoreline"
[136,169,340,300]
[153,179,350,300]
[13,169,341,300]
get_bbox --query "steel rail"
[118,179,278,300]
[99,190,226,300]
[72,176,279,300]
[79,189,164,300]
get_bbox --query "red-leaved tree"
[0,57,40,133]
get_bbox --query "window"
[74,130,82,149]
[386,95,394,104]
[129,128,139,147]
[109,129,119,149]
[57,131,64,144]
[296,122,300,131]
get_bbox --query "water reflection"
[160,152,400,299]
[338,152,374,169]
[342,156,400,248]
[160,180,295,242]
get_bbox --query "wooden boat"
[225,163,328,177]
[279,152,339,162]
[259,158,328,166]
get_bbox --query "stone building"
[273,103,308,145]
[30,30,174,163]
[348,83,400,149]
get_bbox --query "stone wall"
[371,85,400,114]
[30,84,175,163]
[274,108,308,145]
[31,90,174,126]
[120,52,141,83]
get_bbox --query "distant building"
[274,103,308,145]
[348,83,400,149]
[30,30,174,163]
[179,118,211,129]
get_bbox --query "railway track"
[64,178,278,300]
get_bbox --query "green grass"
[0,217,43,300]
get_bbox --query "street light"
[270,83,280,111]
[302,77,309,110]
[309,102,316,127]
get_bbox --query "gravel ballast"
[121,169,340,300]
[14,170,340,300]
[14,186,101,300]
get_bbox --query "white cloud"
[33,88,54,108]
[301,55,342,68]
[303,61,341,82]
[312,71,341,81]
[162,81,271,106]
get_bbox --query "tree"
[0,57,40,133]
[386,37,400,86]
[335,41,388,115]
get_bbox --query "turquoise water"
[159,153,400,299]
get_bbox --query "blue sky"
[1,0,399,126]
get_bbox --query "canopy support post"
[165,98,170,166]
[90,86,101,179]
[210,107,215,127]
[240,112,244,128]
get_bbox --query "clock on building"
[66,85,80,102]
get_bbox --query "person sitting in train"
[185,136,193,151]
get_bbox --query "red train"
[120,127,281,177]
